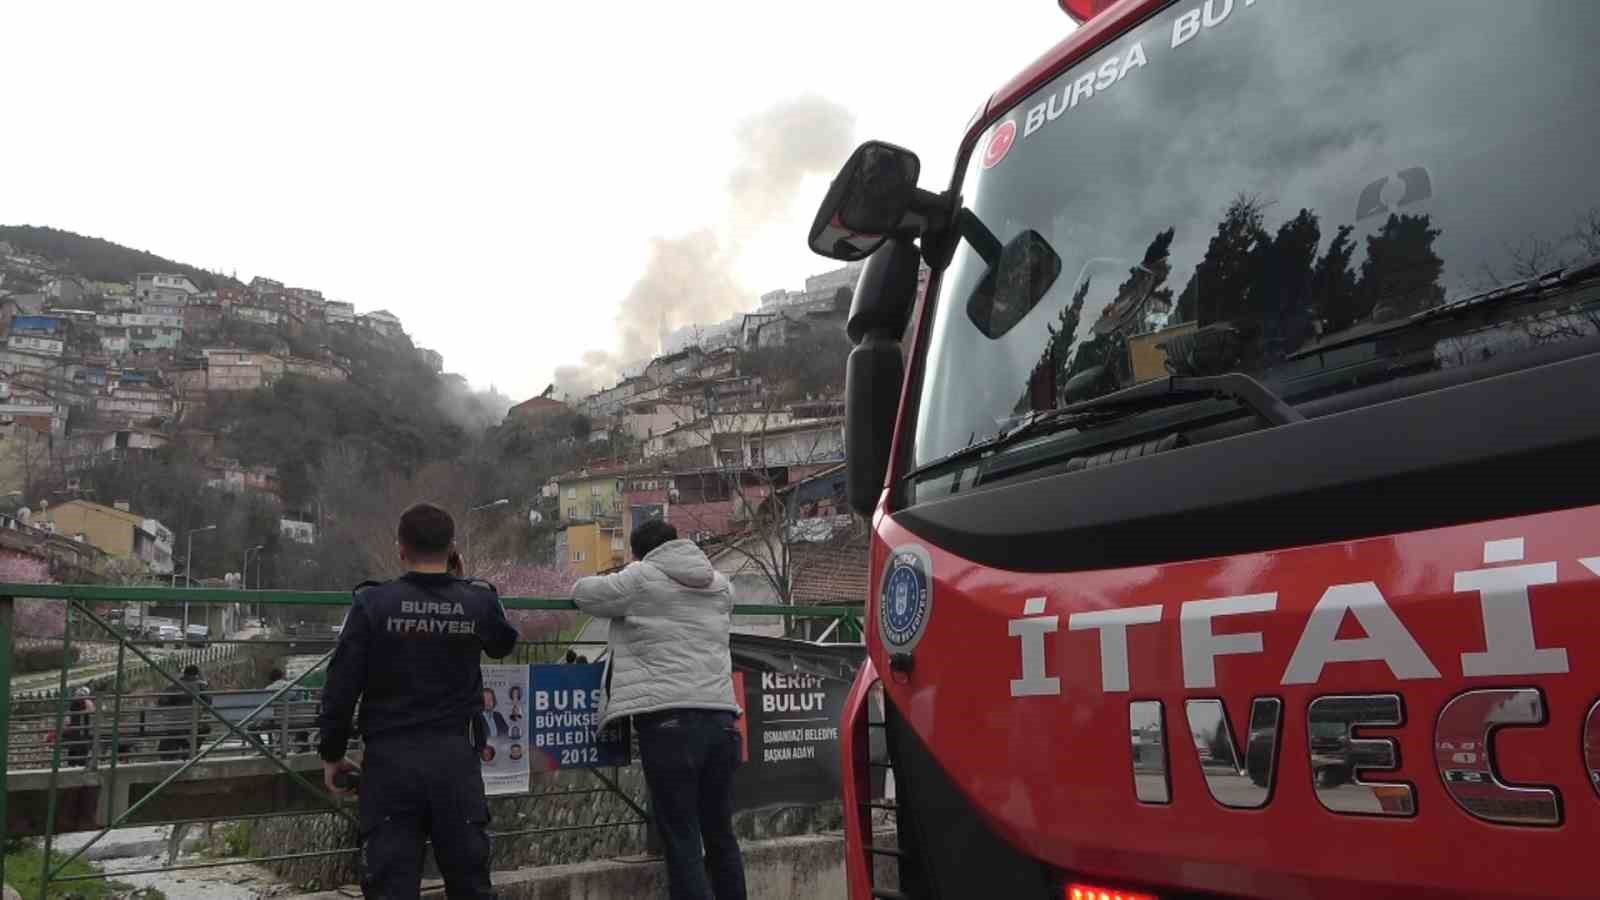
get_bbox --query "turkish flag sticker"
[981,120,1017,170]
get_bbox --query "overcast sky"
[2,1,1069,401]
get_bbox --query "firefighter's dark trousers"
[359,729,493,900]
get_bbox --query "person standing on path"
[573,519,747,900]
[317,502,520,900]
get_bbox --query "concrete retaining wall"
[298,830,898,900]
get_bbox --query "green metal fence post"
[1,593,13,889]
[42,597,75,899]
[106,636,127,828]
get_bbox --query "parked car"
[185,624,210,647]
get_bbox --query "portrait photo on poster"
[479,664,531,795]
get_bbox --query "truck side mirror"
[809,141,923,262]
[844,239,920,517]
[846,336,904,518]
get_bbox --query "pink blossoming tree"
[471,560,580,645]
[0,552,60,638]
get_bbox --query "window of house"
[573,549,586,562]
[565,487,576,499]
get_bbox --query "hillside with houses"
[0,229,466,592]
[0,225,878,616]
[510,259,882,624]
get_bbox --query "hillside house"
[741,417,845,468]
[38,499,174,574]
[205,459,282,498]
[699,375,765,413]
[280,517,316,544]
[135,273,198,307]
[559,520,626,576]
[64,427,172,470]
[709,527,867,637]
[6,334,65,357]
[100,378,174,419]
[695,347,738,380]
[641,410,793,461]
[622,471,671,537]
[98,329,129,355]
[231,305,282,327]
[206,354,276,391]
[325,300,355,325]
[577,376,649,420]
[285,288,325,321]
[620,395,699,443]
[0,293,46,334]
[556,468,626,523]
[43,277,84,305]
[644,347,705,385]
[359,309,403,338]
[183,300,224,334]
[506,394,568,430]
[10,314,65,338]
[0,381,68,435]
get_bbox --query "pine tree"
[1359,213,1446,319]
[1254,209,1321,356]
[1311,224,1360,334]
[1115,227,1176,318]
[1015,276,1092,413]
[1174,195,1270,327]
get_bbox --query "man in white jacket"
[573,519,747,900]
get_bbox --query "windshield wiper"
[1293,254,1600,359]
[908,373,1302,480]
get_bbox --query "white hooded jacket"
[572,539,740,728]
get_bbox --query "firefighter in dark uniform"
[317,502,520,900]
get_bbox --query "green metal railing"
[0,584,863,894]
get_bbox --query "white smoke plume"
[551,349,624,401]
[435,377,514,432]
[552,95,856,398]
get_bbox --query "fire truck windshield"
[911,0,1600,485]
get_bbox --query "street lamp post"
[243,545,265,588]
[182,524,217,631]
[465,499,510,572]
[244,544,264,621]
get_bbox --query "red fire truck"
[808,0,1600,897]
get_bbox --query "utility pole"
[182,524,216,631]
[465,498,510,571]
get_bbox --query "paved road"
[11,625,265,698]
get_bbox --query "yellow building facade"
[563,520,626,576]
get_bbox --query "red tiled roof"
[511,396,566,412]
[788,534,869,605]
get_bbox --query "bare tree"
[1574,207,1600,257]
[0,422,53,503]
[665,407,848,618]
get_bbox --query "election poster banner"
[728,634,867,810]
[526,662,630,771]
[478,664,530,795]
